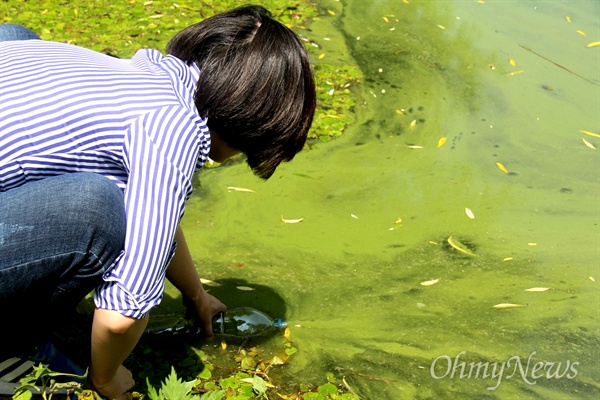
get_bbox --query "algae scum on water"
[180,1,599,399]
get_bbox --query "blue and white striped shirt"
[0,40,211,318]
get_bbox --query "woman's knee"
[63,173,127,252]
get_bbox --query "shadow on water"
[176,0,598,398]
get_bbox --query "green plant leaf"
[159,367,196,399]
[12,388,33,400]
[145,377,160,400]
[197,365,212,380]
[252,375,268,396]
[318,382,338,396]
[200,389,225,400]
[303,392,326,400]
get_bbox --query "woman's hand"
[191,290,226,338]
[91,364,134,400]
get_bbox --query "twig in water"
[519,44,600,86]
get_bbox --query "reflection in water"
[174,1,599,398]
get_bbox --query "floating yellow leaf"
[566,15,572,23]
[493,303,525,309]
[576,30,587,36]
[496,161,509,174]
[383,16,389,23]
[587,41,600,48]
[227,186,255,192]
[525,287,551,292]
[318,53,325,59]
[395,109,405,115]
[236,286,255,291]
[528,242,537,246]
[200,278,222,287]
[403,0,409,4]
[281,216,304,224]
[447,236,476,256]
[580,130,600,138]
[73,9,78,15]
[582,138,597,149]
[509,59,516,66]
[420,279,439,286]
[394,217,402,224]
[506,70,524,76]
[465,207,475,219]
[410,119,417,128]
[405,144,423,149]
[327,9,336,16]
[590,276,596,282]
[284,327,291,339]
[221,341,227,350]
[437,137,447,148]
[437,24,446,30]
[503,257,514,261]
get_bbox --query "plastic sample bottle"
[147,307,287,338]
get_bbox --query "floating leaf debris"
[420,279,439,286]
[525,287,551,292]
[447,236,476,256]
[496,162,509,174]
[437,137,447,148]
[227,186,255,192]
[493,303,525,309]
[582,138,596,149]
[236,286,255,291]
[281,216,304,224]
[580,130,600,138]
[200,278,222,287]
[465,208,475,219]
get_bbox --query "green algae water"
[163,1,599,398]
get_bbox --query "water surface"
[167,1,599,398]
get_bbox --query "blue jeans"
[0,24,40,41]
[0,173,126,354]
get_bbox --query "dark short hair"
[166,5,316,179]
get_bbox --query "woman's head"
[166,6,316,179]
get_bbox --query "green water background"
[159,1,599,398]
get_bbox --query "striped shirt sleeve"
[93,104,209,318]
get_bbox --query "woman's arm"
[166,225,226,337]
[90,309,148,399]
